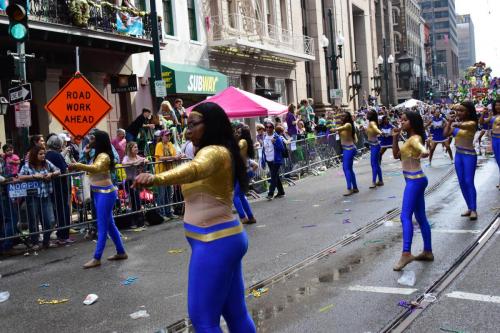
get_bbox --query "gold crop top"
[366,121,382,139]
[336,123,357,142]
[400,135,427,161]
[152,145,233,206]
[453,121,476,140]
[73,153,111,180]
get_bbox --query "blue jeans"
[157,185,173,217]
[92,185,125,260]
[0,193,18,251]
[26,196,55,246]
[401,171,432,253]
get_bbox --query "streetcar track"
[163,164,458,332]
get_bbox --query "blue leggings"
[493,136,500,183]
[401,171,432,253]
[454,150,477,211]
[92,185,125,260]
[185,221,256,333]
[342,146,358,190]
[369,144,383,183]
[233,181,254,219]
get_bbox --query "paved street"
[0,151,499,333]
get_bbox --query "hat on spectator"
[154,130,162,137]
[160,129,171,136]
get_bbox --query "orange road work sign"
[45,73,112,139]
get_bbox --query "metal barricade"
[0,135,369,245]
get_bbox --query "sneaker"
[275,193,286,199]
[265,195,273,201]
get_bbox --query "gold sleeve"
[73,153,110,174]
[238,139,248,160]
[459,121,477,132]
[410,136,427,155]
[369,121,382,135]
[336,123,351,133]
[152,146,227,186]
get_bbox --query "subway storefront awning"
[151,61,228,95]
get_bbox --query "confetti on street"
[37,298,69,305]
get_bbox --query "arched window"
[392,7,400,25]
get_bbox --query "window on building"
[187,0,198,41]
[394,33,401,53]
[436,50,447,63]
[434,21,449,30]
[162,0,174,36]
[280,0,288,30]
[392,8,399,25]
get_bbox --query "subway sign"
[155,61,227,95]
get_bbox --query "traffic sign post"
[44,73,112,140]
[9,83,31,105]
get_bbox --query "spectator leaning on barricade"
[154,129,182,220]
[122,141,146,227]
[24,134,46,163]
[112,128,127,162]
[261,120,286,200]
[19,145,61,250]
[45,135,73,245]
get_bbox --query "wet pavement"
[0,150,498,333]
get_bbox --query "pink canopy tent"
[185,86,287,118]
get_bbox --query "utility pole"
[149,0,164,111]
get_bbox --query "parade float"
[456,61,499,104]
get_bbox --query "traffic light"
[6,0,29,42]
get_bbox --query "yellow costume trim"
[185,224,243,242]
[91,187,118,193]
[404,173,426,179]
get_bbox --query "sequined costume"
[379,123,394,148]
[233,140,254,221]
[452,121,478,212]
[152,145,256,333]
[73,153,126,260]
[366,121,383,184]
[399,136,432,253]
[337,123,358,190]
[490,116,500,184]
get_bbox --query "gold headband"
[191,111,203,118]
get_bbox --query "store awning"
[150,61,228,95]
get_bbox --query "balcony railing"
[1,0,153,41]
[209,14,315,60]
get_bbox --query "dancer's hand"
[132,173,154,188]
[392,128,401,136]
[420,152,430,159]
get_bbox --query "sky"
[455,0,500,76]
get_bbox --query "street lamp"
[324,8,344,102]
[0,97,8,116]
[349,61,362,101]
[371,68,382,96]
[378,38,394,107]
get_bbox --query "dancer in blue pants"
[70,130,127,269]
[486,98,500,189]
[444,101,479,220]
[425,108,453,165]
[392,111,433,271]
[233,125,257,224]
[366,110,384,188]
[331,111,359,196]
[134,102,256,333]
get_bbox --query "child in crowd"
[2,144,20,178]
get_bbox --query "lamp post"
[323,8,344,105]
[371,68,382,97]
[349,61,362,101]
[377,38,394,107]
[0,97,8,115]
[320,35,332,103]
